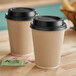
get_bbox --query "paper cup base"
[11,52,33,56]
[36,65,60,69]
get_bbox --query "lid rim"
[30,23,67,31]
[5,15,34,21]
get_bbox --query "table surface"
[0,27,76,76]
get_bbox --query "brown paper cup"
[31,16,67,69]
[5,7,37,56]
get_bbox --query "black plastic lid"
[5,7,37,21]
[30,16,67,31]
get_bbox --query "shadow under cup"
[31,16,67,69]
[5,7,37,56]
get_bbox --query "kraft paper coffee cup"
[31,16,67,69]
[5,7,37,56]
